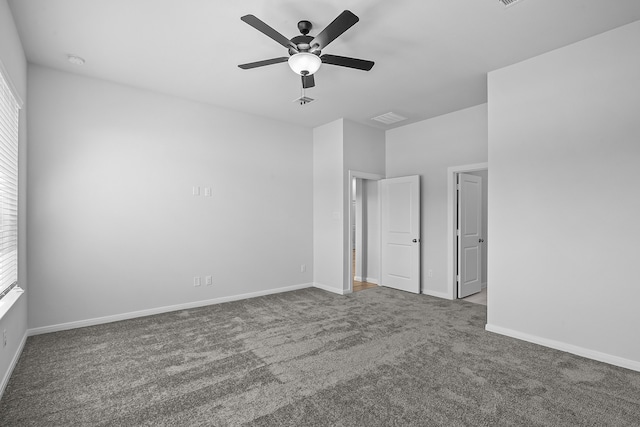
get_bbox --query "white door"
[457,173,482,298]
[380,175,420,294]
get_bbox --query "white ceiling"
[8,0,640,129]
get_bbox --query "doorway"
[446,163,488,302]
[352,177,379,292]
[347,171,384,293]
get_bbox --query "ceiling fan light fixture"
[288,52,321,76]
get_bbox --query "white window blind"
[0,68,19,299]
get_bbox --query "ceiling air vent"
[371,112,408,125]
[498,0,525,7]
[293,96,314,105]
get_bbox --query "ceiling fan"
[238,10,374,89]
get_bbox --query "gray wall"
[487,20,640,368]
[0,0,27,397]
[363,179,380,283]
[313,118,385,294]
[353,179,380,284]
[313,119,344,292]
[27,66,313,329]
[342,120,385,292]
[386,105,488,297]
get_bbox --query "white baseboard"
[313,282,347,295]
[28,283,314,336]
[485,324,640,373]
[1,330,27,400]
[354,276,363,282]
[422,288,454,300]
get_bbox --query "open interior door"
[457,173,482,298]
[380,175,420,294]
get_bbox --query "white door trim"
[446,162,488,300]
[346,170,384,293]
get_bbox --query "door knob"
[412,238,420,243]
[479,238,485,243]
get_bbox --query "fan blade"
[238,57,289,70]
[302,74,315,89]
[310,10,359,50]
[321,54,374,71]
[241,15,298,51]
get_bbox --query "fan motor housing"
[289,35,318,55]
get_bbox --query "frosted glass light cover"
[288,53,321,75]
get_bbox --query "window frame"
[0,62,22,302]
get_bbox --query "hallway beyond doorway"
[353,249,377,292]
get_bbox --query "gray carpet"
[1,287,639,426]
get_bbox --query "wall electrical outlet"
[204,187,212,197]
[3,329,7,348]
[300,264,306,273]
[428,269,433,278]
[193,186,200,196]
[205,275,212,286]
[193,276,201,287]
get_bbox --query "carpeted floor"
[1,287,639,426]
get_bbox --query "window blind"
[0,69,19,299]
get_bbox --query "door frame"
[346,170,384,293]
[446,162,488,300]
